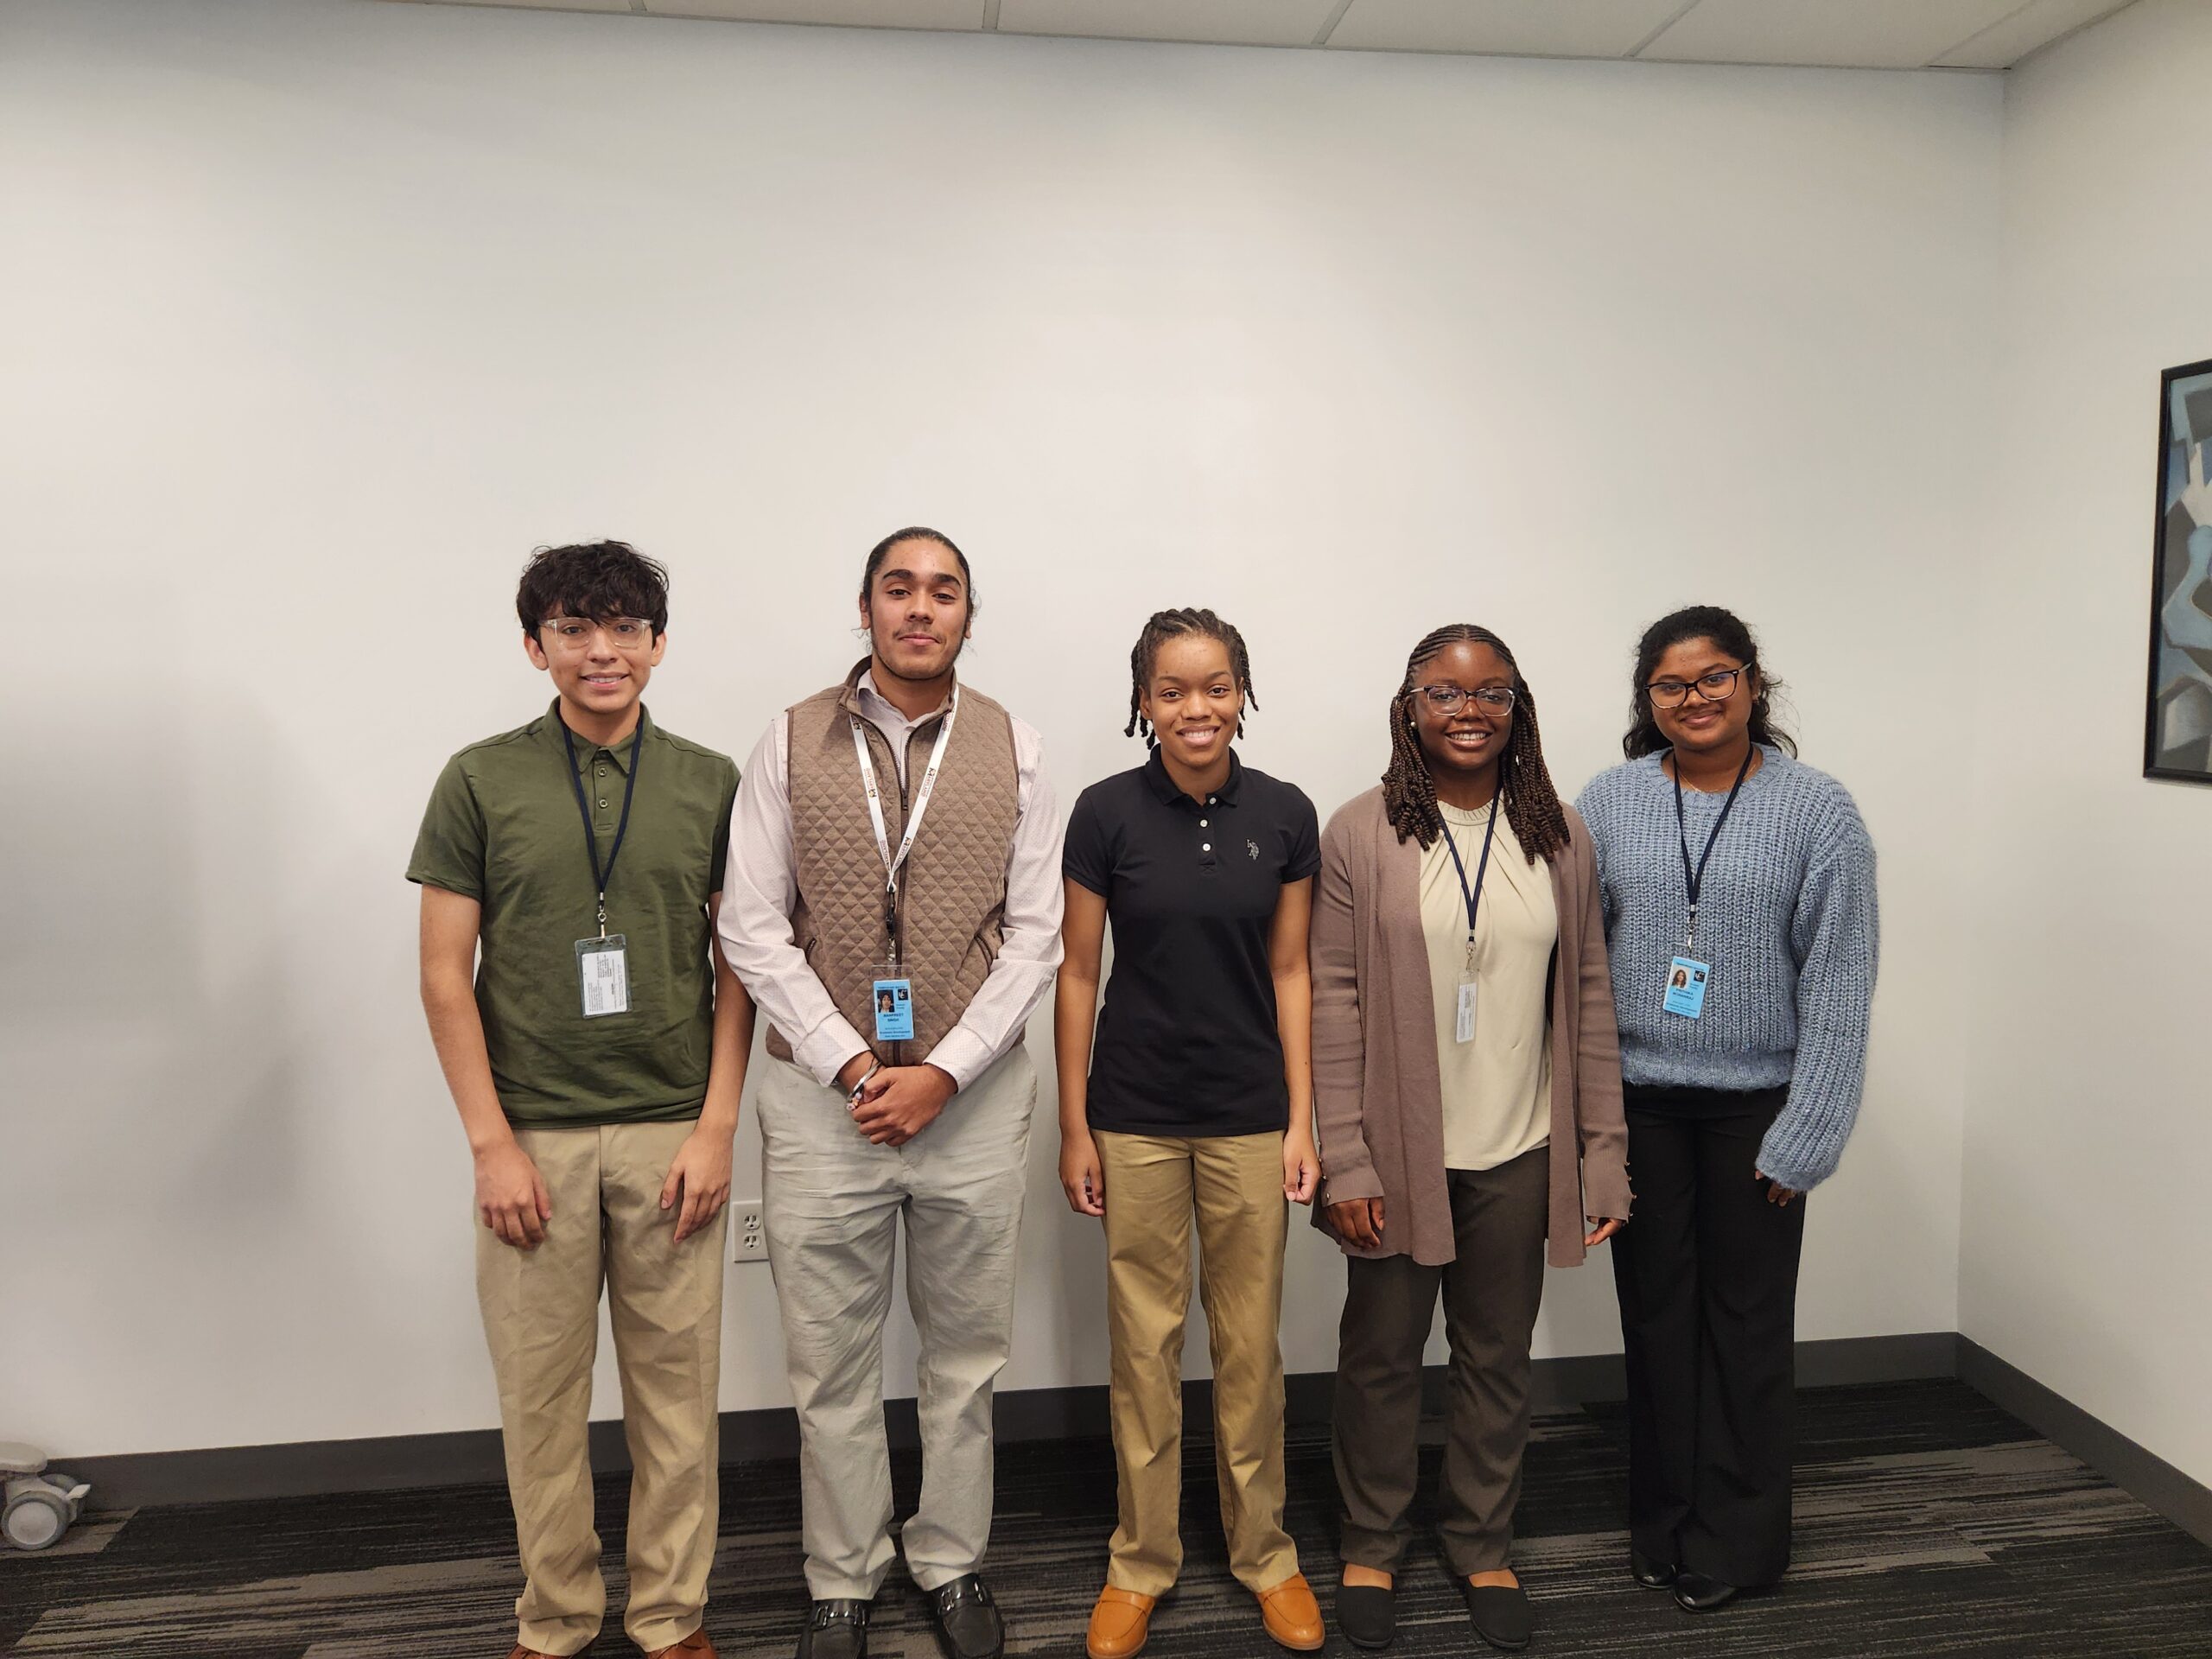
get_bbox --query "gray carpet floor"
[5,1381,2210,1657]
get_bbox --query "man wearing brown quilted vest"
[719,527,1064,1659]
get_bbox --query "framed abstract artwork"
[2146,356,2212,782]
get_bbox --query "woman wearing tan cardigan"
[1311,624,1631,1655]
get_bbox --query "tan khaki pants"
[1096,1129,1298,1597]
[756,1050,1036,1600]
[475,1119,726,1656]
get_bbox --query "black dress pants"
[1610,1087,1805,1586]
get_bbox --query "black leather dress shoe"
[1671,1571,1739,1613]
[1337,1583,1395,1650]
[1630,1548,1678,1589]
[929,1573,1005,1659]
[1459,1580,1533,1652]
[796,1599,869,1659]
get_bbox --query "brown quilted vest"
[766,663,1021,1068]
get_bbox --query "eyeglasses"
[1647,665,1752,709]
[1416,685,1517,715]
[540,617,655,652]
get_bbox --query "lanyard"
[559,715,644,938]
[850,686,960,963]
[1438,791,1501,963]
[1671,745,1755,952]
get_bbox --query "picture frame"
[2145,355,2212,782]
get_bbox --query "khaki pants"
[1097,1129,1298,1598]
[756,1048,1037,1599]
[1332,1144,1548,1578]
[475,1119,726,1656]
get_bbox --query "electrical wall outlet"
[731,1203,767,1264]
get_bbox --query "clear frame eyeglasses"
[541,617,654,652]
[1417,684,1517,715]
[1646,665,1752,709]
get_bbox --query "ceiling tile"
[995,0,1344,48]
[640,0,987,28]
[419,0,633,12]
[1930,0,2136,67]
[1640,0,2023,68]
[1326,0,1694,58]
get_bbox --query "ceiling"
[375,0,2140,71]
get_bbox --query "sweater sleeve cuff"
[1754,1126,1840,1192]
[1319,1166,1383,1206]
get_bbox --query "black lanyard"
[559,714,644,938]
[1671,745,1754,952]
[1438,791,1502,955]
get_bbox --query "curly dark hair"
[1622,605,1796,760]
[1382,623,1569,864]
[515,540,669,639]
[1123,607,1255,748]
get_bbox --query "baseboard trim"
[63,1331,1958,1509]
[1955,1336,2212,1549]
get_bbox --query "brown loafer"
[1256,1573,1325,1652]
[505,1648,559,1659]
[1085,1586,1156,1659]
[646,1629,718,1659]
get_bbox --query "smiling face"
[1140,632,1243,772]
[1647,636,1758,759]
[524,612,664,723]
[860,537,972,684]
[1410,640,1516,784]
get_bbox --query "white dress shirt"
[718,670,1065,1092]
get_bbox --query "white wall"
[0,0,1997,1459]
[1960,0,2212,1491]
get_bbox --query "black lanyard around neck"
[1670,745,1754,951]
[1438,791,1502,956]
[559,714,644,938]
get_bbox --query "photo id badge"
[576,934,630,1018]
[1662,956,1710,1020]
[872,966,915,1043]
[1455,977,1479,1045]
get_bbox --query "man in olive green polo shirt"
[409,540,753,1659]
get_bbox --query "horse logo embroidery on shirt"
[1246,839,1261,861]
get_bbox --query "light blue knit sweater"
[1574,747,1878,1192]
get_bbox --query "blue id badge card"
[1662,956,1711,1020]
[872,969,916,1042]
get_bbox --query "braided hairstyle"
[1124,607,1256,747]
[1382,623,1571,864]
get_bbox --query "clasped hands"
[838,1052,956,1147]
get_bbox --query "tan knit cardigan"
[1310,787,1631,1269]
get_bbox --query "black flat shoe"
[929,1573,1005,1659]
[1459,1580,1533,1653]
[1630,1548,1678,1589]
[1337,1583,1395,1650]
[1671,1571,1738,1613]
[797,1599,870,1659]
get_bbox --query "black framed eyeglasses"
[1417,684,1517,715]
[1646,665,1753,709]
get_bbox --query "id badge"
[1455,978,1478,1045]
[1662,956,1710,1020]
[872,966,915,1042]
[576,935,630,1018]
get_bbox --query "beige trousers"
[475,1119,726,1656]
[1096,1129,1298,1598]
[756,1049,1037,1600]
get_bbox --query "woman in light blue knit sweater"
[1575,606,1878,1618]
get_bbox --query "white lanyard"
[850,685,961,924]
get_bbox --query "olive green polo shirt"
[407,701,739,1128]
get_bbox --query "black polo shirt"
[1064,748,1320,1137]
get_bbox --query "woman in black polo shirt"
[1058,607,1325,1659]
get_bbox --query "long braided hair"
[1382,624,1571,863]
[1125,607,1256,747]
